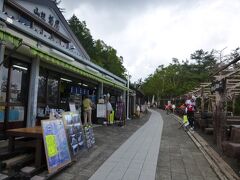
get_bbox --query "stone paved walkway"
[155,110,219,180]
[89,110,163,180]
[53,113,150,180]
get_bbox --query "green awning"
[0,29,22,47]
[30,47,128,91]
[0,28,128,91]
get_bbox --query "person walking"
[105,94,113,125]
[185,95,196,130]
[136,104,140,118]
[83,95,93,125]
[172,104,176,114]
[116,96,125,126]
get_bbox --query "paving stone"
[155,169,171,180]
[200,168,218,178]
[171,172,188,180]
[185,166,202,176]
[156,174,172,180]
[128,162,143,170]
[171,167,186,174]
[73,174,89,180]
[139,173,155,180]
[54,173,74,180]
[204,176,219,180]
[183,158,196,165]
[157,164,170,171]
[105,171,124,180]
[187,175,205,180]
[122,168,141,180]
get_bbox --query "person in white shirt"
[172,104,176,113]
[136,105,140,118]
[105,94,113,125]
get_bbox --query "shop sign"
[33,7,60,30]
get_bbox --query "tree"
[68,15,126,79]
[141,49,218,100]
[68,15,95,58]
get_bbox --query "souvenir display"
[83,125,95,148]
[62,112,85,157]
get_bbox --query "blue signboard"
[41,119,71,173]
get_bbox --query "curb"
[171,114,239,180]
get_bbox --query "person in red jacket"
[185,95,196,130]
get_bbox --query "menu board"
[69,103,76,112]
[62,112,85,157]
[83,125,95,149]
[97,104,106,118]
[41,119,71,173]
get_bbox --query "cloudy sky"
[61,0,240,81]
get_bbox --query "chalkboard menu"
[62,112,85,157]
[41,119,71,173]
[83,125,95,148]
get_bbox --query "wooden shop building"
[0,0,129,138]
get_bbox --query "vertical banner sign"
[41,119,71,173]
[62,112,85,157]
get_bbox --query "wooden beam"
[211,56,240,76]
[226,82,240,90]
[226,79,240,82]
[232,94,236,116]
[214,68,240,81]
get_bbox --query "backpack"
[187,104,194,112]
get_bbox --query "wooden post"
[225,100,228,114]
[208,98,212,112]
[200,87,205,114]
[213,80,226,150]
[232,94,236,116]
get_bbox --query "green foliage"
[68,15,126,79]
[141,50,217,99]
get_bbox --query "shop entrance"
[0,59,30,137]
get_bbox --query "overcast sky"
[61,0,240,82]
